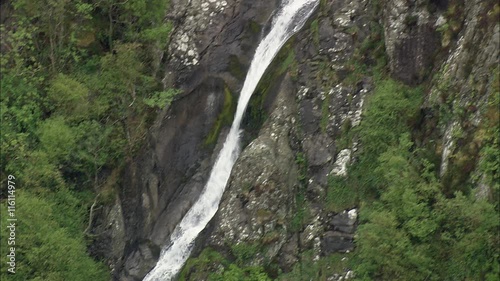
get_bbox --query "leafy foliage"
[1,0,178,278]
[348,78,499,280]
[0,190,109,281]
[144,89,181,109]
[179,247,271,281]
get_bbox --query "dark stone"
[122,241,161,281]
[329,210,357,235]
[299,100,321,134]
[391,24,440,84]
[303,134,334,167]
[321,231,354,254]
[279,235,299,273]
[331,212,356,227]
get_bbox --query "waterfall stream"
[143,1,319,279]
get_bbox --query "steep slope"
[180,0,499,280]
[92,0,498,280]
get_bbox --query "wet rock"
[122,242,160,281]
[96,0,285,277]
[208,76,298,264]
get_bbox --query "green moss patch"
[204,85,236,146]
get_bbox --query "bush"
[0,191,109,281]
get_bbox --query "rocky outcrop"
[418,0,499,193]
[322,209,357,254]
[382,0,441,84]
[208,75,298,263]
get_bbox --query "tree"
[0,191,109,281]
[12,0,93,71]
[47,74,91,121]
[38,117,77,163]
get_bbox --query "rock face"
[424,0,499,185]
[382,0,440,84]
[322,209,357,254]
[93,0,499,279]
[208,75,298,263]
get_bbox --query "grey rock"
[208,75,298,263]
[382,0,440,84]
[321,231,355,254]
[303,134,334,167]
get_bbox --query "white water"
[143,1,319,280]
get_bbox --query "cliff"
[93,0,499,280]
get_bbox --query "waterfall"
[143,1,319,280]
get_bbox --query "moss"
[290,152,310,232]
[437,0,465,47]
[310,19,320,47]
[337,118,353,151]
[231,242,260,264]
[243,40,297,141]
[312,57,339,88]
[100,168,121,204]
[228,55,246,80]
[204,85,236,146]
[277,49,296,76]
[487,3,500,25]
[249,20,261,35]
[441,143,479,196]
[319,0,328,13]
[475,67,500,192]
[256,208,273,224]
[261,231,280,245]
[342,21,386,86]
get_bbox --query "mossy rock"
[204,85,236,146]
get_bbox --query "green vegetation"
[179,247,271,281]
[310,19,320,47]
[331,69,498,281]
[1,190,109,280]
[243,40,297,141]
[1,0,178,279]
[279,251,352,281]
[352,79,423,197]
[290,152,309,232]
[326,176,357,213]
[353,135,499,281]
[476,69,500,193]
[322,28,498,278]
[437,0,465,47]
[205,85,236,146]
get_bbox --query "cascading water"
[143,1,319,280]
